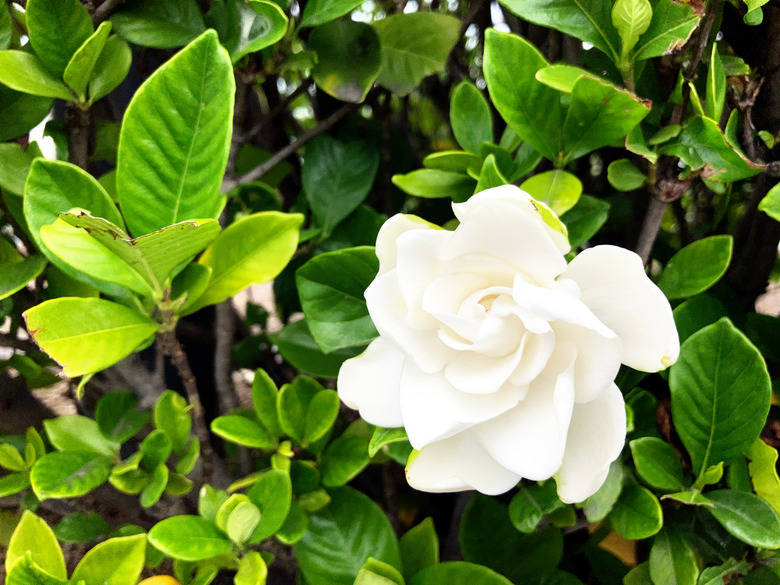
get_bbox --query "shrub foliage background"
[0,0,779,584]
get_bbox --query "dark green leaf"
[111,0,206,48]
[54,512,110,543]
[560,195,610,249]
[140,430,173,470]
[451,82,493,153]
[278,376,322,443]
[0,253,47,302]
[704,489,780,548]
[608,483,663,539]
[270,319,362,378]
[581,460,624,523]
[410,562,514,585]
[26,0,93,76]
[399,518,439,582]
[95,390,151,444]
[634,0,701,61]
[475,155,508,193]
[320,434,370,487]
[658,235,733,300]
[300,0,364,27]
[154,390,192,454]
[223,0,288,63]
[0,142,42,196]
[672,294,726,344]
[629,437,687,491]
[251,368,282,439]
[508,481,565,533]
[0,86,53,142]
[649,527,699,585]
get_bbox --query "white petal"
[337,338,405,427]
[375,214,437,275]
[405,431,521,495]
[442,201,567,284]
[452,185,570,254]
[553,322,622,403]
[554,383,626,503]
[400,361,524,448]
[562,245,680,372]
[473,345,577,480]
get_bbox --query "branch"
[222,103,357,191]
[66,104,91,170]
[214,301,237,413]
[92,0,124,25]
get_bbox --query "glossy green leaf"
[235,551,268,585]
[633,0,701,61]
[560,195,609,249]
[148,515,232,561]
[321,434,371,487]
[0,86,53,142]
[310,21,381,103]
[226,500,261,544]
[140,430,173,471]
[0,473,31,498]
[670,318,771,477]
[88,35,133,102]
[658,235,733,300]
[6,510,66,579]
[251,369,282,439]
[211,415,275,449]
[629,437,686,491]
[758,181,780,222]
[24,298,158,377]
[705,489,780,548]
[300,0,363,27]
[521,170,582,215]
[746,439,780,516]
[270,319,361,378]
[276,501,308,545]
[44,415,120,457]
[95,390,151,444]
[297,246,378,353]
[612,0,652,56]
[355,558,404,585]
[607,159,645,191]
[174,439,200,474]
[399,518,438,582]
[484,30,565,163]
[224,0,288,63]
[0,4,11,50]
[562,75,650,163]
[191,211,303,312]
[26,0,93,76]
[296,487,401,585]
[0,51,73,99]
[117,30,234,236]
[306,390,340,443]
[70,534,146,585]
[198,484,230,523]
[30,451,113,500]
[392,169,475,201]
[672,294,726,344]
[277,376,321,443]
[63,22,112,102]
[0,142,42,196]
[154,390,192,453]
[649,527,699,585]
[246,469,293,543]
[0,251,46,302]
[110,0,206,49]
[581,460,624,523]
[54,513,110,543]
[0,444,26,472]
[410,562,513,585]
[609,484,662,539]
[475,155,508,194]
[5,556,68,585]
[706,44,726,122]
[373,13,460,96]
[423,151,482,173]
[698,559,749,585]
[303,135,379,235]
[451,82,493,153]
[508,481,566,534]
[535,64,588,93]
[368,427,409,458]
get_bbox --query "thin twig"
[92,0,124,25]
[222,103,357,191]
[66,104,91,170]
[214,301,237,413]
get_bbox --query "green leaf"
[612,0,652,56]
[26,0,93,77]
[190,211,303,312]
[303,135,379,236]
[560,195,609,249]
[634,0,701,61]
[235,551,268,585]
[246,469,293,543]
[475,155,508,194]
[309,21,381,104]
[520,170,582,215]
[148,516,232,561]
[581,460,624,523]
[44,415,120,457]
[6,511,66,579]
[297,246,379,353]
[746,439,780,516]
[154,390,192,453]
[758,181,780,222]
[562,75,650,163]
[423,151,482,173]
[649,527,699,585]
[704,489,780,548]
[117,30,234,236]
[607,159,645,191]
[321,434,371,487]
[535,64,589,93]
[198,485,230,523]
[0,4,11,51]
[392,169,475,202]
[368,427,409,458]
[95,390,151,444]
[30,451,113,500]
[54,513,110,543]
[276,501,308,545]
[63,21,112,102]
[70,534,147,585]
[210,415,275,449]
[499,0,618,60]
[659,116,762,183]
[140,430,173,470]
[226,500,262,545]
[706,44,726,122]
[355,558,405,585]
[300,0,363,26]
[0,444,26,472]
[223,0,288,63]
[608,484,663,540]
[629,437,687,491]
[0,472,29,498]
[88,35,133,102]
[0,253,47,302]
[698,559,749,585]
[24,298,158,377]
[411,562,514,585]
[252,369,282,439]
[0,51,73,99]
[0,142,42,196]
[670,318,771,477]
[399,518,438,582]
[306,390,340,443]
[270,319,361,378]
[5,556,68,585]
[508,481,566,534]
[278,376,322,443]
[672,294,726,344]
[658,235,733,300]
[110,0,206,49]
[0,86,53,142]
[296,486,401,585]
[372,13,460,96]
[451,82,493,153]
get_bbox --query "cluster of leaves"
[1,0,780,584]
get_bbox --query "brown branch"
[91,0,124,25]
[214,301,237,414]
[222,103,357,191]
[66,104,91,170]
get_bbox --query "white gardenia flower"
[337,185,679,503]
